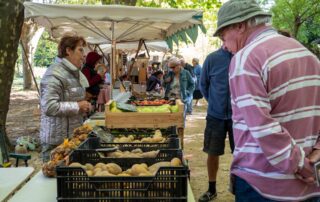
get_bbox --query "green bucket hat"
[213,0,271,37]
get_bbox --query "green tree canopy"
[271,0,320,42]
[34,31,57,67]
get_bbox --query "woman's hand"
[77,100,91,113]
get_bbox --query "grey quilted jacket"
[40,59,85,145]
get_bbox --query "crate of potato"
[79,133,180,150]
[73,146,183,164]
[105,99,184,128]
[56,150,188,201]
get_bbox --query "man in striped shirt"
[214,0,320,201]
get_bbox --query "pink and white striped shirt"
[230,26,320,201]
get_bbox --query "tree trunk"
[292,16,302,39]
[20,21,44,90]
[0,0,24,148]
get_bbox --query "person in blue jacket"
[164,57,195,114]
[198,47,234,202]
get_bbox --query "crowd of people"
[38,0,320,201]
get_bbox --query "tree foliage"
[34,32,58,67]
[271,0,320,41]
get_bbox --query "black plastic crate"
[109,126,177,136]
[71,147,183,165]
[56,150,188,201]
[79,137,180,150]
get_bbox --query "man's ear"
[238,22,246,34]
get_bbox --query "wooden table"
[9,171,195,202]
[0,167,34,202]
[9,171,56,202]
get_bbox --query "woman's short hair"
[192,58,199,64]
[168,56,181,68]
[58,35,87,58]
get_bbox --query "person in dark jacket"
[81,52,104,97]
[146,70,163,93]
[198,47,234,202]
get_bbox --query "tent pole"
[111,21,116,99]
[96,44,108,65]
[20,41,40,97]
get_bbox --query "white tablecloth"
[0,167,34,202]
[9,171,56,202]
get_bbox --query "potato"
[141,151,159,158]
[152,136,163,143]
[94,171,103,176]
[128,135,135,141]
[69,162,82,167]
[86,170,94,176]
[118,137,131,143]
[131,164,148,176]
[118,172,131,176]
[105,163,122,175]
[141,137,152,143]
[131,148,143,154]
[138,171,153,176]
[93,167,102,174]
[85,163,94,170]
[140,163,148,170]
[95,162,105,168]
[170,158,182,167]
[124,168,132,175]
[100,170,114,176]
[149,162,171,173]
[108,151,123,158]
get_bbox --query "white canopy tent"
[24,2,205,89]
[24,2,205,48]
[99,41,169,54]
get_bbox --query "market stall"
[21,4,202,200]
[24,2,198,146]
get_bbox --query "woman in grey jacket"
[40,35,91,162]
[164,57,195,114]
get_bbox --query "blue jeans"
[184,95,193,114]
[235,176,320,202]
[186,94,193,114]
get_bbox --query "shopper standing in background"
[192,58,203,107]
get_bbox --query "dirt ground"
[6,89,234,202]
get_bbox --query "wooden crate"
[105,100,184,129]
